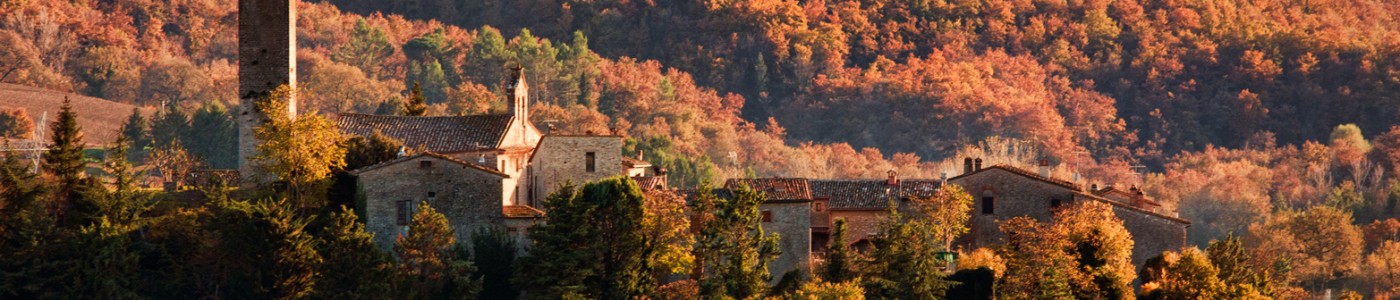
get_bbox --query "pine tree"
[823,218,854,283]
[209,197,323,299]
[96,135,148,225]
[514,177,669,299]
[44,96,86,195]
[187,102,238,169]
[403,81,428,116]
[393,201,480,299]
[313,206,393,299]
[696,183,781,299]
[1206,234,1273,297]
[149,106,189,148]
[118,108,148,162]
[472,227,520,300]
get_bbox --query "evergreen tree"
[393,201,480,299]
[313,206,393,299]
[209,197,323,299]
[515,177,669,299]
[695,183,781,299]
[186,102,238,169]
[1206,234,1273,298]
[149,106,189,148]
[823,218,854,283]
[118,108,148,162]
[96,135,148,225]
[863,204,955,299]
[44,96,86,195]
[472,227,519,300]
[403,81,428,116]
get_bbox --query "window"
[1050,198,1061,208]
[981,197,994,214]
[397,200,413,225]
[762,210,773,222]
[585,152,596,172]
[814,202,826,212]
[419,160,432,168]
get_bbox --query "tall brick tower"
[237,0,296,182]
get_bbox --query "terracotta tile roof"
[348,152,510,178]
[632,176,666,190]
[1093,186,1162,207]
[336,113,514,153]
[809,179,945,210]
[948,164,1082,191]
[725,178,812,201]
[1074,192,1188,224]
[503,205,545,218]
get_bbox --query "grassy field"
[0,83,157,146]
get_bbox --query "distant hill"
[0,83,155,146]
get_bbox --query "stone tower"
[237,0,296,180]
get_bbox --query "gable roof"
[1074,192,1189,224]
[725,178,812,201]
[336,113,514,153]
[947,164,1082,192]
[503,205,545,219]
[1093,186,1162,207]
[632,176,666,190]
[808,179,945,210]
[349,152,510,178]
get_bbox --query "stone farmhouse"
[728,160,1189,272]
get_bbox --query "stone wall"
[760,200,812,281]
[1101,200,1190,267]
[529,135,623,205]
[948,169,1079,248]
[357,155,508,249]
[236,0,296,181]
[828,210,887,246]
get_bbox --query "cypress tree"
[696,183,781,299]
[823,218,854,283]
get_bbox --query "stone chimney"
[886,169,899,186]
[238,0,296,184]
[1038,159,1050,178]
[974,158,983,171]
[963,157,973,174]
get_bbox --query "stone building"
[722,178,814,282]
[350,152,542,249]
[527,134,624,203]
[808,172,941,250]
[337,68,542,207]
[946,161,1190,266]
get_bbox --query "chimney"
[963,157,973,174]
[886,169,898,186]
[637,151,644,160]
[1038,159,1050,178]
[974,158,983,171]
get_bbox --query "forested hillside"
[329,0,1400,164]
[3,0,1400,297]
